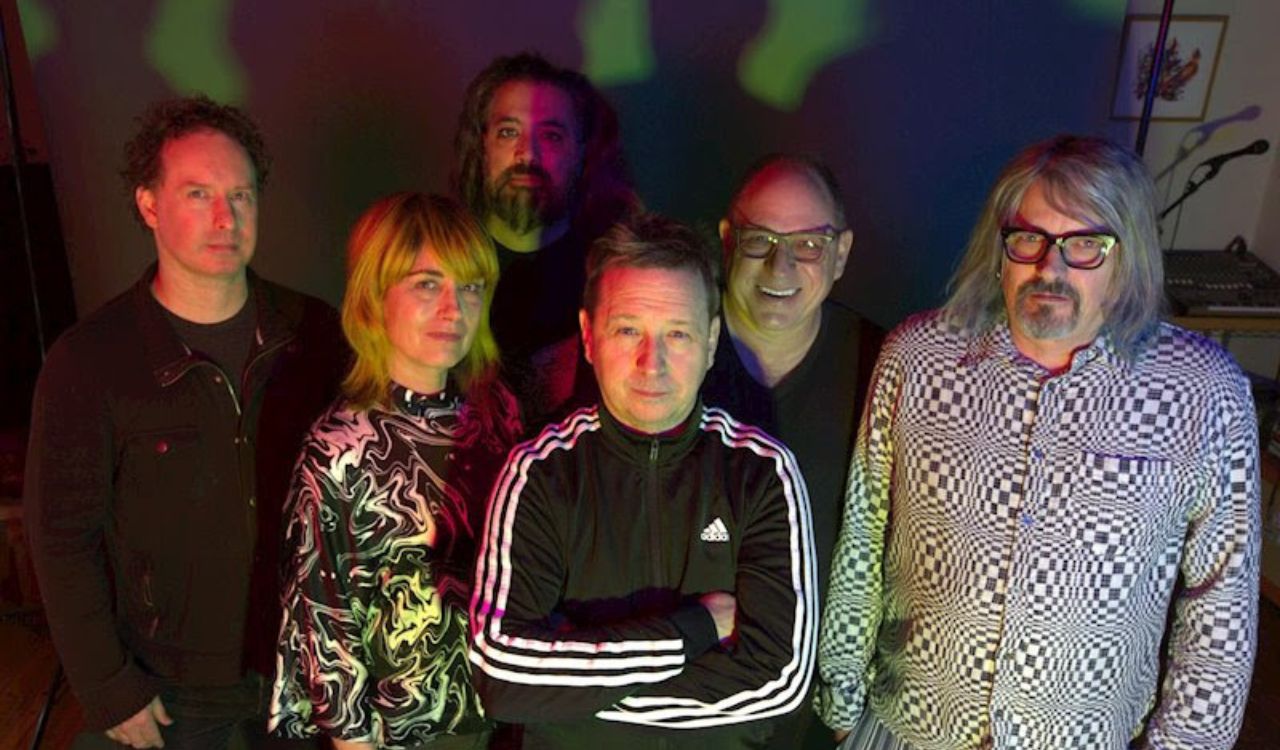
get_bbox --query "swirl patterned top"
[269,383,518,748]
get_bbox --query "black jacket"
[24,267,346,730]
[469,403,818,748]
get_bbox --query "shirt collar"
[960,319,1128,377]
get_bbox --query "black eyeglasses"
[1000,227,1118,270]
[734,226,841,264]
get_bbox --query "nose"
[636,334,666,374]
[515,132,539,165]
[764,241,796,273]
[1034,240,1068,276]
[436,284,461,321]
[212,195,234,230]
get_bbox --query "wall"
[1112,0,1280,260]
[1112,0,1280,378]
[16,0,1133,331]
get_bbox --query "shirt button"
[1020,511,1035,527]
[1031,447,1044,460]
[155,440,169,454]
[248,496,256,507]
[213,375,223,384]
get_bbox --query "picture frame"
[1110,14,1228,122]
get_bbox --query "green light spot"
[1067,0,1126,24]
[739,0,876,112]
[145,0,245,103]
[578,0,655,86]
[17,0,57,61]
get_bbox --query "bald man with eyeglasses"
[701,153,883,749]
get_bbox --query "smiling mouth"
[758,285,799,298]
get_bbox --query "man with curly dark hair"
[24,95,345,749]
[452,52,638,431]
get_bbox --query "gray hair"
[943,134,1164,359]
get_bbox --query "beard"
[1013,278,1081,339]
[485,164,574,235]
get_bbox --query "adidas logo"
[700,517,729,543]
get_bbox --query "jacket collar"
[596,400,705,466]
[132,264,296,387]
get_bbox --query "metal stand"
[28,664,60,750]
[1159,163,1219,220]
[1134,0,1177,156]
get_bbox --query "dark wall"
[23,0,1127,328]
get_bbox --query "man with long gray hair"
[817,135,1259,749]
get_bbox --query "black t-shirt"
[490,231,597,432]
[162,289,256,394]
[700,300,882,595]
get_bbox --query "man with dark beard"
[817,135,1259,750]
[452,52,636,430]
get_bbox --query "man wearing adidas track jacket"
[470,213,818,748]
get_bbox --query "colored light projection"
[16,0,55,60]
[19,0,1124,111]
[737,0,874,112]
[578,0,656,87]
[20,0,244,102]
[144,0,245,103]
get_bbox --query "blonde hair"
[341,192,500,409]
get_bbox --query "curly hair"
[121,94,270,226]
[943,134,1164,359]
[451,52,637,237]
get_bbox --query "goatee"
[1014,278,1081,339]
[487,164,572,235]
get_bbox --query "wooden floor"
[2,600,1279,749]
[0,608,83,750]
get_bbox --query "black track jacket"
[469,403,817,748]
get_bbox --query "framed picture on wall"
[1110,14,1228,122]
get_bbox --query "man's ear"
[579,308,594,365]
[833,228,854,280]
[705,314,721,372]
[718,218,734,266]
[135,185,160,230]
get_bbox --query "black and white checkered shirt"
[817,311,1260,750]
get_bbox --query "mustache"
[1015,278,1080,306]
[497,163,552,188]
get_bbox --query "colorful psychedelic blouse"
[269,384,517,748]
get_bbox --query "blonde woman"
[270,193,520,749]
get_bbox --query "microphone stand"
[1159,164,1218,220]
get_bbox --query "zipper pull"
[649,439,659,463]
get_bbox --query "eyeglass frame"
[732,223,845,264]
[999,226,1118,270]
